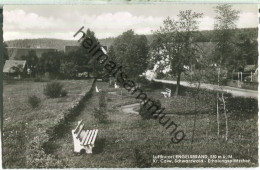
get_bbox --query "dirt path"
[153,78,258,99]
[121,103,139,114]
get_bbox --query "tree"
[38,51,63,77]
[85,29,104,78]
[21,50,38,77]
[66,48,90,75]
[214,4,240,69]
[151,10,203,96]
[60,61,77,78]
[106,45,116,84]
[113,30,149,83]
[107,45,116,61]
[65,28,102,78]
[233,31,258,71]
[214,4,239,141]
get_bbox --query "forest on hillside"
[5,28,257,51]
[5,37,116,51]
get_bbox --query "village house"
[3,60,27,79]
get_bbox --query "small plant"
[133,148,151,168]
[94,108,108,123]
[60,89,68,97]
[28,95,41,108]
[94,91,108,123]
[99,91,107,109]
[43,82,66,98]
[139,98,161,119]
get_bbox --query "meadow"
[47,81,258,168]
[2,80,258,168]
[2,79,94,168]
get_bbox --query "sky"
[3,4,258,41]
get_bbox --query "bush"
[139,98,162,119]
[94,108,108,123]
[94,91,108,123]
[26,136,68,168]
[226,96,258,116]
[138,76,151,87]
[43,82,66,98]
[28,95,41,108]
[156,72,166,79]
[99,91,107,109]
[60,89,68,97]
[133,148,151,168]
[146,81,164,89]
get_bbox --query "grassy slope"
[49,82,258,168]
[2,79,93,168]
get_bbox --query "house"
[244,65,258,82]
[3,60,27,79]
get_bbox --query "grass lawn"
[47,82,258,168]
[2,79,94,168]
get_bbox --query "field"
[2,80,258,168]
[2,79,94,168]
[47,82,258,168]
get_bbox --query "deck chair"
[161,88,171,98]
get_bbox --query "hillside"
[5,38,116,51]
[6,39,78,51]
[5,28,257,51]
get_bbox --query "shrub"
[139,98,162,119]
[60,89,68,97]
[26,136,68,168]
[94,108,108,123]
[43,82,66,98]
[147,81,164,89]
[226,96,258,116]
[94,91,108,123]
[99,91,107,109]
[133,148,151,168]
[138,76,151,87]
[28,95,41,108]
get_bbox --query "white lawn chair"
[114,82,119,89]
[161,88,171,98]
[96,86,99,93]
[72,120,98,154]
